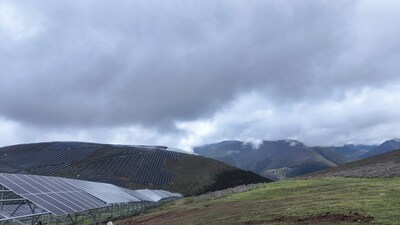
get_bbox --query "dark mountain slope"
[362,139,400,158]
[329,144,376,161]
[194,140,348,180]
[311,147,348,165]
[308,148,400,178]
[0,142,269,196]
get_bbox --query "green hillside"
[117,177,400,225]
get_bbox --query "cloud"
[174,84,400,149]
[1,0,400,150]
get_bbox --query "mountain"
[0,142,269,196]
[194,140,348,180]
[308,148,400,178]
[362,138,400,158]
[329,144,376,161]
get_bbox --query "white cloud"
[0,2,44,41]
[174,84,400,149]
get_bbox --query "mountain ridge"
[194,139,348,180]
[306,148,400,178]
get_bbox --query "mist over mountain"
[194,138,400,180]
[194,139,347,180]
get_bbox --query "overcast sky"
[1,0,400,151]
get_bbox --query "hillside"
[117,177,400,225]
[362,139,400,158]
[0,142,269,196]
[194,140,348,180]
[329,144,376,161]
[308,148,400,178]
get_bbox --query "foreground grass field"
[116,177,400,225]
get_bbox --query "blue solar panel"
[0,172,182,217]
[0,174,108,216]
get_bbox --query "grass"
[116,177,400,225]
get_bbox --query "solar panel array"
[0,142,100,174]
[65,179,140,204]
[75,148,179,186]
[0,142,180,187]
[0,173,182,216]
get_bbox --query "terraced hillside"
[194,140,348,180]
[308,148,400,178]
[0,142,269,196]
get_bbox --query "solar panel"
[121,188,155,202]
[64,178,140,204]
[0,174,107,216]
[156,190,183,198]
[132,189,168,202]
[0,173,183,217]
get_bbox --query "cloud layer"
[1,0,400,150]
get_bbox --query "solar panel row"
[0,173,182,216]
[75,148,179,186]
[0,174,106,215]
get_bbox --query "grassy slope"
[117,177,400,225]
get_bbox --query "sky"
[1,0,400,151]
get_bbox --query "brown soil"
[117,209,198,225]
[245,212,374,224]
[117,211,373,225]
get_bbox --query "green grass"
[117,177,400,225]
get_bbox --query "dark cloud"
[0,1,355,126]
[1,0,400,148]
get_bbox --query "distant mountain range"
[194,140,346,180]
[307,147,400,178]
[362,139,400,158]
[329,144,376,161]
[0,142,269,196]
[194,138,400,180]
